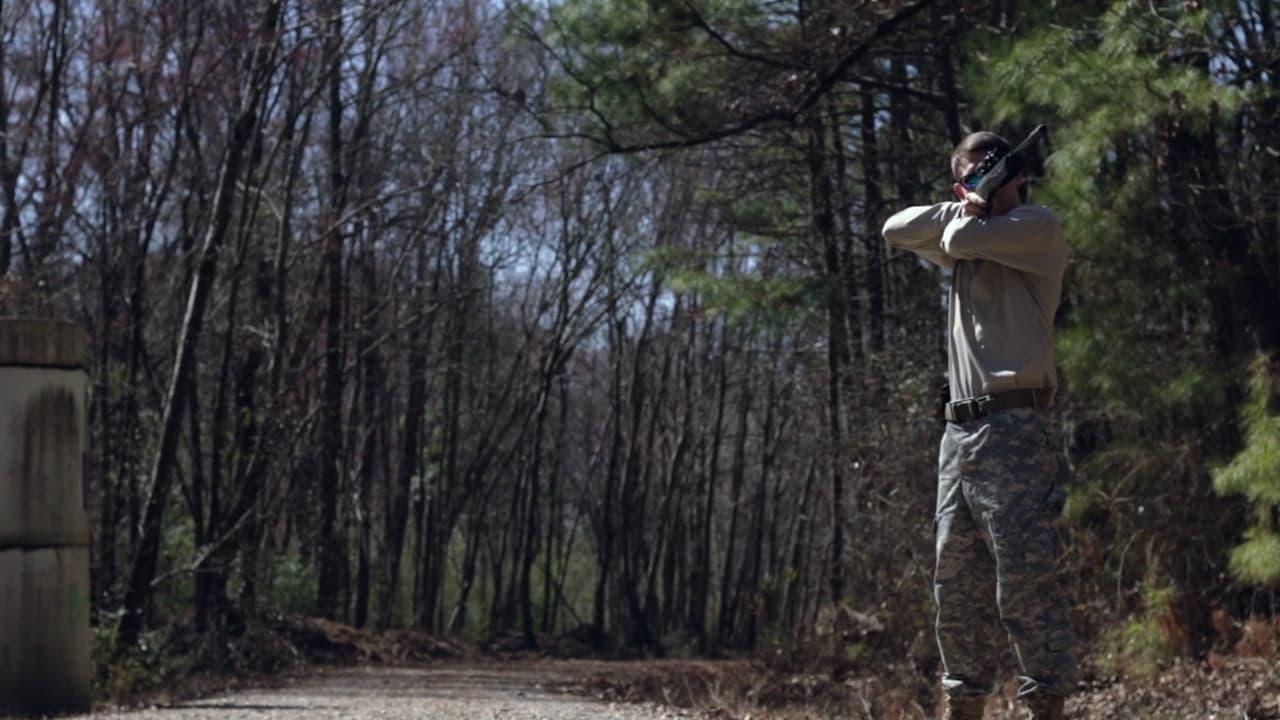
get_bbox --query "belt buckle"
[973,394,993,418]
[947,396,987,423]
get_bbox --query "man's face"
[952,150,1023,216]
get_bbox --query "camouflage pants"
[934,407,1077,698]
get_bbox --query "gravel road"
[77,663,693,720]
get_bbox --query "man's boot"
[943,694,985,720]
[1024,693,1065,720]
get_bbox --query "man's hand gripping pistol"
[964,124,1048,214]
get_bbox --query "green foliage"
[975,2,1246,142]
[154,507,198,619]
[553,527,604,634]
[265,554,318,616]
[537,0,776,145]
[1061,481,1093,525]
[536,0,872,339]
[92,616,188,702]
[668,269,817,323]
[1227,531,1280,586]
[719,191,806,236]
[1214,361,1280,584]
[1069,439,1198,537]
[1058,314,1227,418]
[1214,365,1280,502]
[970,0,1245,257]
[971,2,1247,400]
[1096,581,1184,679]
[976,4,1253,321]
[382,541,418,630]
[970,6,1260,629]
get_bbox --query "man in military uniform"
[882,131,1077,720]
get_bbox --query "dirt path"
[64,653,1280,719]
[78,662,694,720]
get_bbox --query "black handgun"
[970,124,1048,202]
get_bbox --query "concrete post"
[0,319,91,715]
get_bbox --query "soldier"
[882,131,1077,720]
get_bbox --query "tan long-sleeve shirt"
[882,201,1067,404]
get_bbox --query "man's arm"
[882,202,962,269]
[940,204,1067,277]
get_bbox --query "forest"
[1,0,1278,709]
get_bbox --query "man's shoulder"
[1011,203,1061,222]
[1010,203,1064,236]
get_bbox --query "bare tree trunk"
[591,191,623,648]
[633,283,676,648]
[592,319,624,647]
[619,278,660,649]
[316,0,350,621]
[196,193,261,637]
[541,374,570,634]
[450,511,484,634]
[520,347,566,645]
[242,65,312,619]
[0,17,14,280]
[353,227,383,629]
[784,459,818,630]
[936,6,964,144]
[428,236,476,632]
[859,82,886,352]
[717,325,753,646]
[828,98,864,363]
[743,339,780,647]
[231,255,271,620]
[645,300,691,640]
[116,0,283,651]
[31,0,69,281]
[690,317,728,652]
[93,277,117,598]
[808,111,848,604]
[380,236,438,629]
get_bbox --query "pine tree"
[968,0,1280,647]
[1214,359,1280,584]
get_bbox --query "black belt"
[945,388,1050,423]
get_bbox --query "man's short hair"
[951,131,1010,181]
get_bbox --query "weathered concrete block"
[0,547,92,715]
[0,319,86,369]
[0,367,90,547]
